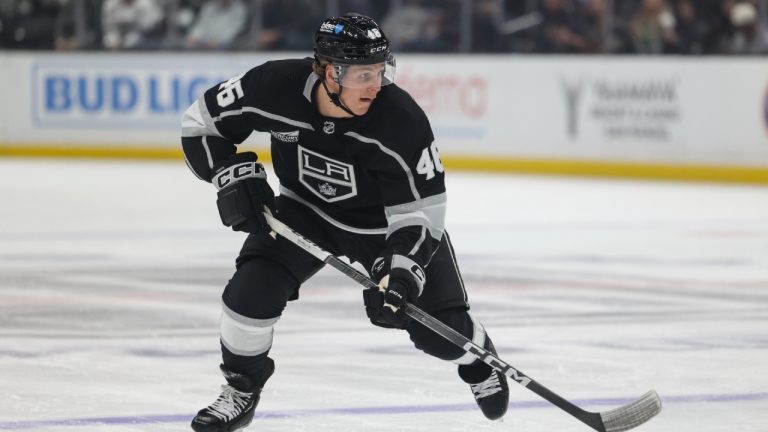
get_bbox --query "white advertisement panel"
[397,56,768,166]
[1,52,767,167]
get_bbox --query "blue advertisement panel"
[30,54,280,131]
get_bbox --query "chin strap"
[321,78,358,118]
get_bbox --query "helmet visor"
[333,54,396,89]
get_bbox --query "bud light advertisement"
[31,56,265,130]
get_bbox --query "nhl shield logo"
[298,146,357,202]
[323,121,335,134]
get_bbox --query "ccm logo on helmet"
[213,162,266,190]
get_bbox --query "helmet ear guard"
[331,64,344,85]
[316,59,353,116]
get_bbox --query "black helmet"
[314,14,391,65]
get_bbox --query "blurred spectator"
[725,1,768,54]
[53,0,101,50]
[185,0,247,50]
[472,0,507,52]
[627,0,679,53]
[259,0,324,50]
[672,0,708,54]
[615,0,643,21]
[0,0,59,49]
[691,0,734,53]
[500,1,546,52]
[571,0,613,53]
[168,0,201,46]
[381,0,454,52]
[338,0,390,20]
[536,0,590,53]
[505,0,530,17]
[2,0,766,54]
[101,0,163,50]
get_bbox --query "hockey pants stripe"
[220,301,280,356]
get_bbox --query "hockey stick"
[263,212,662,432]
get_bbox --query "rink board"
[1,52,767,183]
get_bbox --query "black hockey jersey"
[181,58,446,269]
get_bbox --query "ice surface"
[1,159,767,431]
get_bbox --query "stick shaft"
[264,213,662,431]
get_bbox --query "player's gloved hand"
[212,152,275,233]
[363,255,425,329]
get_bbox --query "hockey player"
[181,14,509,432]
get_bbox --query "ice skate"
[191,360,274,432]
[459,341,509,420]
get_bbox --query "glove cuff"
[391,254,425,297]
[212,161,267,191]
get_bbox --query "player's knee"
[222,256,297,319]
[407,307,487,362]
[219,257,300,356]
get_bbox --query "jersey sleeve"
[370,115,447,271]
[180,65,270,182]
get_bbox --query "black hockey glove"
[363,254,425,329]
[212,152,275,233]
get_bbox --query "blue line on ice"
[1,392,766,430]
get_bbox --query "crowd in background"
[1,0,766,54]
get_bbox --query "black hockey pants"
[219,196,488,380]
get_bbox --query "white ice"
[1,159,767,432]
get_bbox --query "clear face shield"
[331,54,396,89]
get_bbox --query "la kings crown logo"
[318,183,337,196]
[298,146,357,202]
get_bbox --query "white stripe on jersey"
[303,73,319,102]
[280,186,388,235]
[198,97,221,137]
[344,131,421,201]
[202,136,213,169]
[215,107,315,131]
[181,100,223,138]
[444,232,468,301]
[384,192,446,240]
[408,226,427,256]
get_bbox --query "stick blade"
[599,390,662,432]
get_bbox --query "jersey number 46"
[416,142,445,180]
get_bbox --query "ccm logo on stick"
[463,342,532,386]
[214,162,264,190]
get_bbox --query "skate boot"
[191,359,275,432]
[458,341,509,420]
